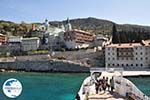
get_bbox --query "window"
[136,58,138,60]
[145,52,147,55]
[135,52,138,55]
[122,64,124,67]
[135,47,138,50]
[108,64,110,66]
[112,64,115,66]
[131,64,133,66]
[146,47,148,50]
[108,58,110,60]
[141,64,143,67]
[108,52,110,55]
[126,64,128,66]
[136,64,138,66]
[117,64,119,66]
[146,57,148,60]
[140,52,143,55]
[141,58,143,60]
[112,58,115,60]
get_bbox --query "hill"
[50,17,150,43]
[1,17,150,43]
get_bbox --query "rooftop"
[66,29,93,35]
[106,43,142,48]
[22,37,39,40]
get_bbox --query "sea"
[0,72,149,100]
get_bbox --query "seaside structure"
[93,34,108,50]
[31,19,65,50]
[8,36,22,43]
[7,36,23,54]
[21,37,40,51]
[0,34,7,45]
[105,41,150,69]
[64,18,94,49]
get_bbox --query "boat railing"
[90,67,124,73]
[114,76,150,100]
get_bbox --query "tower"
[65,18,72,32]
[44,19,49,31]
[61,24,65,31]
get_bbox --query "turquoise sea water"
[0,72,89,100]
[128,77,150,97]
[0,72,150,100]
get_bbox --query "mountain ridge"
[1,17,150,43]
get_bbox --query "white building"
[94,34,108,50]
[8,36,22,43]
[35,19,65,50]
[105,41,150,69]
[21,37,40,51]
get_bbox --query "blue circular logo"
[2,78,22,98]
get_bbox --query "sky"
[0,0,150,26]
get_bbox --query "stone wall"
[0,60,90,72]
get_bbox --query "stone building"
[21,37,40,51]
[64,29,94,49]
[64,18,94,49]
[105,41,150,69]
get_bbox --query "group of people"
[95,76,114,94]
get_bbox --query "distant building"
[64,29,94,49]
[94,34,108,49]
[30,19,65,50]
[8,36,22,43]
[105,42,150,69]
[21,37,40,51]
[48,27,65,50]
[64,18,94,49]
[0,34,7,45]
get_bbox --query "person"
[98,79,102,92]
[110,77,114,94]
[95,82,99,94]
[106,77,110,91]
[102,77,107,93]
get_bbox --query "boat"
[76,68,150,100]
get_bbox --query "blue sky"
[0,0,150,25]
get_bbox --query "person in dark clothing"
[95,82,99,94]
[98,79,102,92]
[106,77,110,91]
[102,77,107,92]
[110,77,114,94]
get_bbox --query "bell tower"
[65,18,72,32]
